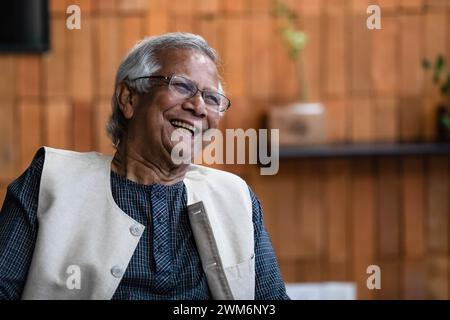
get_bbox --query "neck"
[111,142,189,186]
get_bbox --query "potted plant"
[269,0,326,146]
[422,55,450,142]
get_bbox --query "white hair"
[106,32,221,148]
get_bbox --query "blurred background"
[0,0,449,299]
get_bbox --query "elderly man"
[0,33,289,300]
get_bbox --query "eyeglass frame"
[127,75,232,113]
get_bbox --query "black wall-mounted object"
[0,0,49,53]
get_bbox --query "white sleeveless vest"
[21,147,255,300]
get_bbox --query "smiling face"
[124,48,222,166]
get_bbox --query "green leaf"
[422,58,431,69]
[442,86,449,95]
[441,74,450,95]
[273,0,292,19]
[433,55,445,83]
[280,27,307,59]
[441,115,450,130]
[435,55,444,73]
[274,0,307,61]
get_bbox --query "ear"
[116,82,137,119]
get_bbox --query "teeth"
[170,120,196,134]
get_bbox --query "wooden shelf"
[279,143,450,159]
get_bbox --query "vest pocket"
[223,254,255,300]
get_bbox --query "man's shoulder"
[42,146,106,159]
[40,146,111,166]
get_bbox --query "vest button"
[157,216,166,223]
[129,224,143,237]
[111,266,124,278]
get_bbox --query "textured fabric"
[0,149,289,300]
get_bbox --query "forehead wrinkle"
[158,49,219,91]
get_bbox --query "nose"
[181,91,207,117]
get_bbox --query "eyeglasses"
[129,75,231,113]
